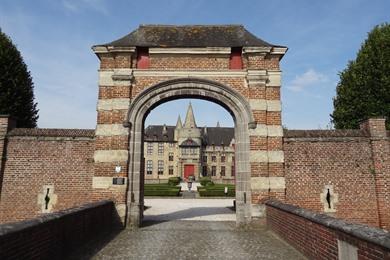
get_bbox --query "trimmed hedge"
[168,177,181,186]
[144,189,181,196]
[198,184,235,197]
[144,183,181,196]
[199,177,212,186]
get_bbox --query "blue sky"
[0,0,389,129]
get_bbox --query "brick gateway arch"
[126,78,255,226]
[91,25,287,228]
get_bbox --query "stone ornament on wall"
[320,184,339,213]
[37,185,58,213]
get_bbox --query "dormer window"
[137,47,149,69]
[229,47,242,69]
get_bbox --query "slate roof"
[144,125,234,146]
[96,25,282,48]
[202,127,234,146]
[7,128,95,138]
[144,125,175,142]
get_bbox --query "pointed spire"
[216,121,220,127]
[162,124,168,136]
[176,115,182,129]
[184,102,197,128]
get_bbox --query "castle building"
[143,103,235,183]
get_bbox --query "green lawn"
[144,183,181,196]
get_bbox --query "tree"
[331,23,390,129]
[0,29,38,128]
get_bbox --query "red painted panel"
[137,47,149,69]
[229,47,243,69]
[184,164,195,179]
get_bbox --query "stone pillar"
[92,47,135,224]
[247,68,285,218]
[360,118,390,229]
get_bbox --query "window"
[229,47,242,69]
[211,166,216,176]
[221,166,226,176]
[158,143,164,155]
[169,166,174,175]
[231,165,235,177]
[169,143,174,148]
[202,155,207,162]
[147,143,153,155]
[190,148,197,155]
[158,160,164,175]
[146,160,153,175]
[137,47,149,69]
[182,148,188,155]
[202,166,208,176]
[169,152,174,161]
[221,155,226,163]
[211,155,216,162]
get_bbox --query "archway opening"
[126,78,254,227]
[142,99,236,224]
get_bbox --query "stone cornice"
[149,47,231,54]
[132,70,247,77]
[92,46,136,57]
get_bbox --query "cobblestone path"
[77,220,305,260]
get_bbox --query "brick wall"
[266,201,390,260]
[0,200,120,259]
[0,128,96,223]
[284,119,389,229]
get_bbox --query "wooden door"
[184,165,194,179]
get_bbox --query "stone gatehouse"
[0,25,388,229]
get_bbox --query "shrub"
[199,177,212,186]
[144,188,181,196]
[198,184,235,197]
[205,181,215,187]
[168,177,181,186]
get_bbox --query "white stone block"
[266,100,282,112]
[268,151,284,163]
[267,125,283,137]
[97,98,130,111]
[251,177,286,190]
[249,99,267,110]
[249,124,267,136]
[96,124,128,136]
[94,150,128,163]
[267,71,281,87]
[249,151,268,162]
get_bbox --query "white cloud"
[286,69,328,92]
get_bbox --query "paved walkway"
[144,198,236,222]
[73,199,305,259]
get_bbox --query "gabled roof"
[180,138,200,147]
[96,24,283,48]
[144,125,175,142]
[202,127,234,146]
[144,125,235,146]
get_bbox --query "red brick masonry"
[266,200,390,260]
[0,200,119,259]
